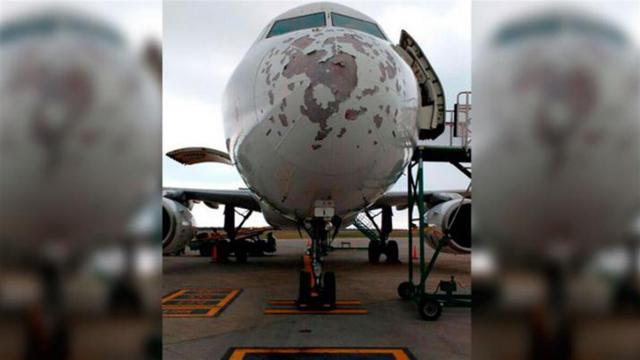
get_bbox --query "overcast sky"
[163,0,472,228]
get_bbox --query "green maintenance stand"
[397,146,472,320]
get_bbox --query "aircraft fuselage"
[222,8,419,227]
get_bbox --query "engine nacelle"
[424,199,471,254]
[162,198,196,255]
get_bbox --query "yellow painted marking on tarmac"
[161,289,186,303]
[334,300,361,305]
[206,306,222,317]
[162,306,221,317]
[163,312,218,318]
[184,288,236,292]
[268,299,362,306]
[227,348,410,360]
[217,289,241,309]
[162,288,241,318]
[162,305,217,310]
[163,299,224,303]
[265,298,367,315]
[264,308,369,315]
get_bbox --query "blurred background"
[0,1,161,359]
[473,1,640,359]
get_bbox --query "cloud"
[163,94,226,151]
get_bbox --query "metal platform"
[399,91,472,320]
[412,145,471,163]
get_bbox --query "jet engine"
[162,198,196,255]
[424,198,471,254]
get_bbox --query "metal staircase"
[353,213,380,243]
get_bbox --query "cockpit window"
[0,14,123,46]
[267,12,326,38]
[494,15,627,46]
[331,12,386,40]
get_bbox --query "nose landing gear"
[296,216,337,309]
[297,270,336,309]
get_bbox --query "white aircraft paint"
[222,2,419,227]
[0,11,160,248]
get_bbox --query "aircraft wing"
[163,187,261,212]
[163,187,469,213]
[373,190,470,210]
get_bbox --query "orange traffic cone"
[211,243,218,263]
[412,245,418,260]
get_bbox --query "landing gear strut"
[297,218,337,309]
[108,240,142,313]
[363,206,400,263]
[26,260,69,360]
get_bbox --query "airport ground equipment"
[191,226,275,258]
[398,144,472,320]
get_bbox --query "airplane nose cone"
[237,28,419,216]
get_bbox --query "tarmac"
[162,237,471,360]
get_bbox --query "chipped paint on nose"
[255,28,418,154]
[235,27,418,218]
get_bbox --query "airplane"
[164,2,471,308]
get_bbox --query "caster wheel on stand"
[397,281,414,300]
[418,298,442,321]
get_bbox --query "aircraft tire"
[368,241,381,263]
[385,240,399,263]
[323,272,336,308]
[297,271,312,306]
[397,281,413,300]
[108,279,142,314]
[266,233,277,252]
[215,241,229,263]
[235,240,248,263]
[199,242,212,257]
